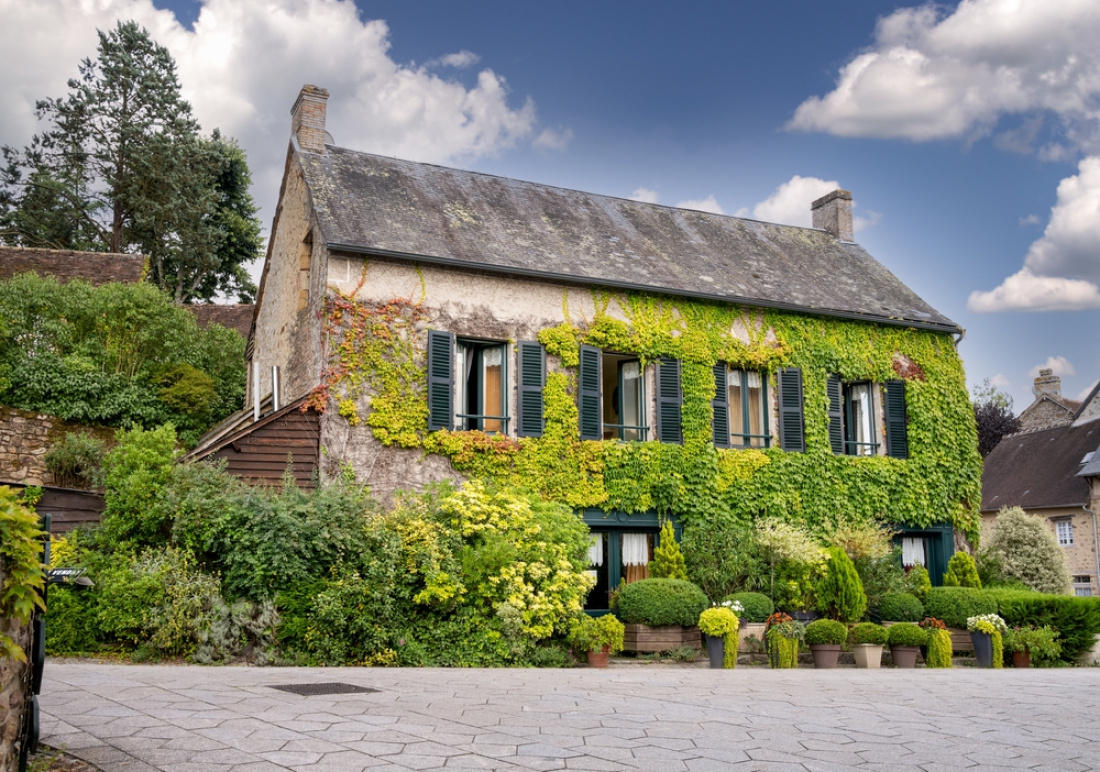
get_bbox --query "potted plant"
[847,622,887,668]
[569,614,625,668]
[765,612,804,668]
[966,613,1007,668]
[919,617,952,668]
[698,602,741,669]
[803,618,848,669]
[886,622,928,668]
[1003,625,1060,668]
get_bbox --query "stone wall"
[0,406,113,487]
[0,557,31,772]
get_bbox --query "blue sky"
[3,0,1098,411]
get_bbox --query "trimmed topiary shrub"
[987,507,1071,594]
[804,618,848,646]
[878,592,924,622]
[723,591,773,623]
[886,622,928,647]
[814,546,867,622]
[616,578,709,627]
[847,622,888,645]
[942,552,982,588]
[922,587,998,629]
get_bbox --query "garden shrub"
[193,598,279,665]
[986,588,1100,662]
[942,551,982,588]
[754,519,826,611]
[830,521,904,614]
[987,507,1071,594]
[924,628,953,668]
[649,520,688,580]
[44,432,106,489]
[682,520,763,601]
[804,618,847,646]
[878,592,924,622]
[903,565,932,598]
[886,622,928,648]
[922,586,998,629]
[0,485,45,661]
[616,578,710,627]
[723,591,773,623]
[847,622,887,645]
[100,424,180,549]
[814,546,867,622]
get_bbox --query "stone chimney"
[1033,368,1062,397]
[811,189,854,242]
[291,85,329,154]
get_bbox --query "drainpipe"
[1086,505,1099,597]
[953,328,966,349]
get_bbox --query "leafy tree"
[972,378,1021,457]
[987,507,1071,594]
[0,20,260,303]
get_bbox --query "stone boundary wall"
[0,406,114,487]
[0,556,31,772]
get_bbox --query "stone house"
[193,85,982,609]
[982,371,1100,595]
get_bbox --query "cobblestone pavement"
[39,662,1100,771]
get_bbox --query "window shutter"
[711,363,730,448]
[826,374,844,454]
[884,379,909,459]
[427,330,454,431]
[578,344,602,441]
[777,367,805,452]
[517,341,545,438]
[657,358,683,444]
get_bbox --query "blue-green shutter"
[579,344,602,441]
[712,363,730,448]
[777,367,805,452]
[427,330,454,431]
[657,358,682,444]
[517,341,545,438]
[884,380,909,459]
[826,374,844,454]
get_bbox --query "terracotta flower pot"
[1012,650,1032,668]
[587,647,610,668]
[890,645,920,668]
[852,643,883,669]
[809,644,841,669]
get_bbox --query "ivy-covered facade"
[237,86,981,605]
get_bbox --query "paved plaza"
[39,662,1100,771]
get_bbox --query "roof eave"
[328,243,962,335]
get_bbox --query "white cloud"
[0,0,540,245]
[989,373,1011,389]
[787,0,1100,149]
[731,175,880,232]
[1019,214,1041,226]
[533,126,573,151]
[675,195,725,215]
[630,187,659,204]
[1078,380,1100,401]
[1028,356,1077,379]
[437,51,480,69]
[970,156,1100,311]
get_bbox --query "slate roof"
[0,246,144,285]
[982,421,1100,511]
[297,146,958,332]
[189,304,255,338]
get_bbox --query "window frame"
[725,366,771,449]
[1055,518,1075,547]
[454,337,510,434]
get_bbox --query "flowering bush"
[966,613,1008,635]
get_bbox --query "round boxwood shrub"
[922,586,998,629]
[847,622,888,646]
[723,592,773,623]
[886,622,928,648]
[617,578,709,627]
[804,618,848,646]
[878,592,924,622]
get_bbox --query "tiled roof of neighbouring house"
[296,146,959,332]
[982,420,1100,511]
[188,304,255,339]
[0,246,145,285]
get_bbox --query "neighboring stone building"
[982,376,1100,595]
[194,85,983,608]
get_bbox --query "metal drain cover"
[270,683,378,696]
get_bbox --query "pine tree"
[649,520,688,580]
[815,546,867,622]
[0,21,261,303]
[942,552,982,588]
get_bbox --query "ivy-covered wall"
[309,255,982,542]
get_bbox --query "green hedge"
[878,592,924,623]
[922,587,998,628]
[723,591,773,623]
[616,578,709,627]
[987,588,1100,662]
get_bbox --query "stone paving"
[39,662,1100,771]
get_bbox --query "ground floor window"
[1073,575,1093,597]
[581,508,671,612]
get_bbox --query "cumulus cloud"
[969,156,1100,311]
[629,187,659,204]
[732,175,879,232]
[0,0,540,237]
[675,195,725,215]
[989,373,1011,389]
[788,0,1100,148]
[533,126,573,151]
[1019,214,1041,226]
[1028,356,1077,378]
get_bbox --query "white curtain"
[588,535,604,567]
[902,537,926,567]
[621,533,650,566]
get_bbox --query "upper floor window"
[845,382,878,456]
[426,330,510,434]
[1056,519,1074,547]
[827,377,908,458]
[578,345,650,442]
[727,369,769,448]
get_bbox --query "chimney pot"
[291,85,329,154]
[811,189,854,242]
[1033,368,1061,397]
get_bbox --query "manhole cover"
[269,683,378,696]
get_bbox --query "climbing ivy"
[313,282,982,542]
